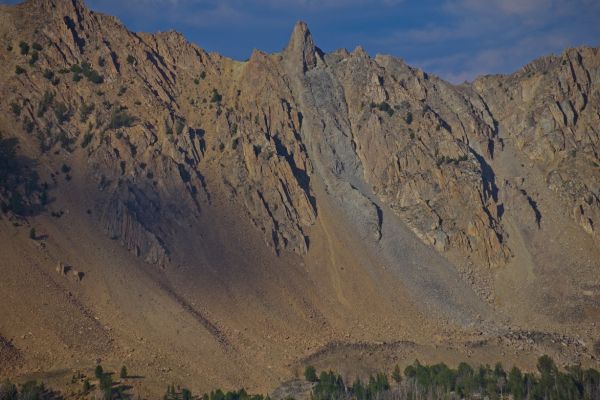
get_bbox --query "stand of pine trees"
[202,389,268,400]
[1,355,598,400]
[305,355,600,400]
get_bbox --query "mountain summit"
[285,21,318,72]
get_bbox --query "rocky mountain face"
[473,49,600,246]
[1,0,599,394]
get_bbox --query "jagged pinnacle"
[284,21,317,73]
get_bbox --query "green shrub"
[19,41,29,55]
[18,381,43,400]
[37,91,54,117]
[405,112,413,124]
[32,42,42,51]
[206,389,266,400]
[436,154,468,166]
[108,108,135,130]
[304,365,318,382]
[28,50,39,65]
[78,62,104,84]
[29,227,36,239]
[200,71,206,79]
[53,102,69,123]
[99,374,112,400]
[81,62,92,72]
[94,365,103,379]
[15,66,26,75]
[80,62,104,85]
[86,70,104,84]
[23,117,34,133]
[73,73,82,82]
[392,364,402,385]
[398,100,410,110]
[43,69,54,80]
[0,380,18,400]
[81,132,93,149]
[126,55,136,65]
[119,365,127,379]
[370,101,394,116]
[10,102,21,117]
[82,379,91,394]
[98,56,106,67]
[79,102,95,123]
[210,89,222,103]
[312,371,346,400]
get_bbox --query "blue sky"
[6,0,600,82]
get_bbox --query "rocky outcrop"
[284,21,319,73]
[296,36,511,268]
[1,0,317,258]
[1,0,599,278]
[473,47,600,246]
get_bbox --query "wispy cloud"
[86,0,409,39]
[255,0,403,8]
[51,0,600,81]
[448,0,553,16]
[366,0,600,82]
[417,32,572,83]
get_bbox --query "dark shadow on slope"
[521,189,542,227]
[0,136,49,217]
[63,16,85,53]
[272,134,317,213]
[471,149,499,202]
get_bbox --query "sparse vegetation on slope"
[0,136,44,216]
[2,356,596,400]
[370,101,394,116]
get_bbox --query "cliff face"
[473,48,600,246]
[5,0,598,270]
[1,0,599,394]
[1,0,320,261]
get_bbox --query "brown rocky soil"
[0,0,599,397]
